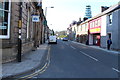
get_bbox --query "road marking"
[70,46,76,49]
[112,68,120,73]
[32,77,38,78]
[79,51,98,61]
[17,45,51,80]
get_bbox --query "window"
[0,0,11,38]
[98,19,100,26]
[85,23,88,31]
[83,24,85,31]
[95,20,98,27]
[108,14,112,24]
[77,26,79,32]
[81,25,83,31]
[90,23,92,28]
[92,22,95,28]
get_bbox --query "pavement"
[71,41,120,54]
[1,40,120,79]
[1,43,49,79]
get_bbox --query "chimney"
[83,17,88,21]
[79,17,82,22]
[101,6,109,12]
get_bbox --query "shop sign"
[90,28,100,33]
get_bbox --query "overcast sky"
[42,0,120,31]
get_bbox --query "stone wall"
[2,2,43,63]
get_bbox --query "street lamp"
[44,6,54,43]
[45,6,54,17]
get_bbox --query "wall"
[107,11,119,50]
[101,15,107,48]
[100,7,120,50]
[2,2,43,63]
[118,10,120,50]
[2,2,19,63]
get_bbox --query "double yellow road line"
[16,45,51,80]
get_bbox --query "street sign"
[32,15,40,22]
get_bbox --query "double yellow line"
[16,45,51,80]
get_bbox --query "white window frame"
[0,0,11,39]
[108,14,112,25]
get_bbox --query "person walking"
[107,38,112,50]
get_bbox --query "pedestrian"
[107,38,112,50]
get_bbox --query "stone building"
[0,0,45,63]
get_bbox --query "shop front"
[93,34,100,46]
[88,17,101,46]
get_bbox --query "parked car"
[63,37,68,41]
[48,36,57,44]
[60,38,63,40]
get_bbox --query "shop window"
[0,0,11,39]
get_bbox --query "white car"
[48,36,57,44]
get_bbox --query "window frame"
[108,14,112,25]
[0,0,11,39]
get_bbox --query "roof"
[90,2,120,20]
[80,1,120,24]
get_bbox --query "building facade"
[100,3,120,50]
[0,0,45,63]
[76,21,88,44]
[88,17,101,46]
[67,2,120,50]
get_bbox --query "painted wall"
[101,9,120,50]
[118,10,120,50]
[101,15,107,48]
[107,11,119,50]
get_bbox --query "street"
[29,40,119,78]
[1,1,120,80]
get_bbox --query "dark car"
[63,37,68,41]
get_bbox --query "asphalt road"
[32,40,119,78]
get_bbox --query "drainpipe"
[17,2,22,62]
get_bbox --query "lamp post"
[45,6,54,17]
[44,6,54,43]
